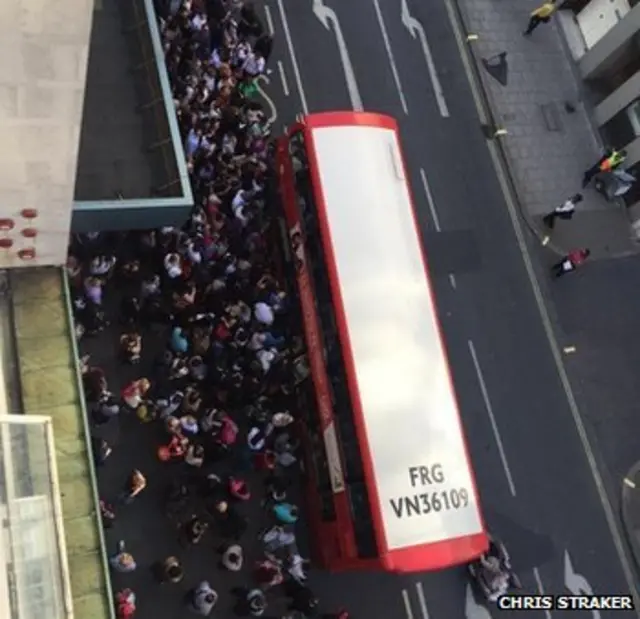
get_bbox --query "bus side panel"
[275,137,352,569]
[296,422,341,567]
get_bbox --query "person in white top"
[90,255,116,276]
[220,544,243,571]
[191,12,207,30]
[164,253,182,279]
[184,239,202,264]
[541,193,584,246]
[543,193,583,231]
[242,51,265,78]
[254,301,274,326]
[257,348,277,373]
[287,553,308,584]
[231,189,252,226]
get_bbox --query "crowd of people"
[69,1,348,617]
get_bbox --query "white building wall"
[0,0,94,268]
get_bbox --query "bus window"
[311,433,337,522]
[299,384,336,522]
[288,129,378,558]
[348,482,378,559]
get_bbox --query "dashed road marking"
[402,588,414,619]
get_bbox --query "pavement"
[452,0,639,259]
[259,0,638,617]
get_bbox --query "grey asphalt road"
[545,257,640,513]
[260,0,636,616]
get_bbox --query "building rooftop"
[74,1,178,202]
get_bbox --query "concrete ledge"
[10,267,113,619]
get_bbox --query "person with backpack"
[551,248,591,278]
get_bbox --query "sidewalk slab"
[454,0,638,258]
[622,463,640,574]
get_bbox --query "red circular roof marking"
[18,248,36,260]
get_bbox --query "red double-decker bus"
[275,111,488,572]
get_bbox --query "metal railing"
[61,271,116,619]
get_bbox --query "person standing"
[109,541,137,573]
[254,34,274,65]
[155,555,184,583]
[523,0,556,36]
[582,149,627,186]
[186,581,218,616]
[542,193,583,241]
[119,469,147,505]
[115,588,136,619]
[551,249,591,278]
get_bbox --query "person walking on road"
[542,193,583,242]
[186,580,218,616]
[109,541,137,573]
[551,248,591,278]
[582,148,627,186]
[523,0,556,36]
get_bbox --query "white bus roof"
[309,123,484,551]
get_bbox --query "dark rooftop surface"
[74,1,175,202]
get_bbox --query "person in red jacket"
[551,248,590,278]
[116,589,136,619]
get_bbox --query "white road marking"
[276,0,309,114]
[372,0,408,114]
[419,168,441,232]
[443,0,640,608]
[624,477,636,488]
[449,273,457,289]
[533,567,553,619]
[468,339,517,496]
[264,4,275,36]
[402,589,415,619]
[464,583,492,619]
[312,0,363,111]
[254,75,278,123]
[565,551,601,619]
[277,60,290,96]
[415,582,429,619]
[400,0,450,118]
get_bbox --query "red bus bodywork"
[275,111,488,572]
